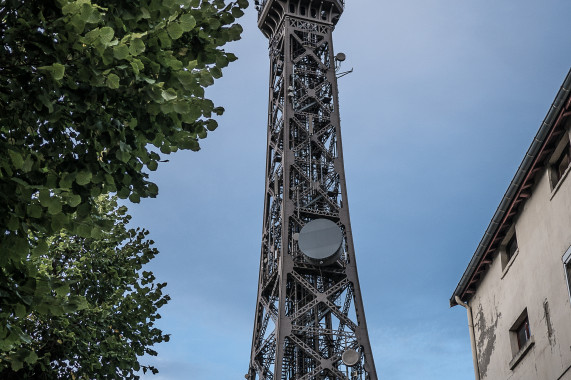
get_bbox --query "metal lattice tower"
[248,1,378,379]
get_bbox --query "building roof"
[450,67,571,307]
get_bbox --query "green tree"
[0,0,247,353]
[0,196,170,377]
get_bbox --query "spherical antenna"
[297,219,343,266]
[342,348,360,367]
[335,52,346,62]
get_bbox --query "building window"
[508,308,534,370]
[506,233,518,262]
[550,139,571,188]
[501,229,519,273]
[515,316,531,350]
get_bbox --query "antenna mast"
[248,1,378,378]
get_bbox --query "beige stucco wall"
[468,131,571,380]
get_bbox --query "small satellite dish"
[298,219,343,265]
[342,348,360,367]
[335,52,346,62]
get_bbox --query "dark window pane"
[557,151,570,179]
[516,318,530,349]
[553,141,571,185]
[507,234,518,261]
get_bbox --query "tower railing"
[257,0,346,18]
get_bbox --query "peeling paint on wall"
[544,299,556,347]
[474,302,502,378]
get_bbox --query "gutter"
[450,67,571,307]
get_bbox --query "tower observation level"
[248,1,378,379]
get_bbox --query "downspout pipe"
[455,296,480,380]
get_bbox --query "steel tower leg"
[249,2,378,379]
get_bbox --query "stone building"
[450,68,571,380]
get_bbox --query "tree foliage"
[0,0,247,355]
[0,197,170,377]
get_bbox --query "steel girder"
[249,2,378,379]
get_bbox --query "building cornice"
[450,67,571,307]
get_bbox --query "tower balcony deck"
[257,0,344,38]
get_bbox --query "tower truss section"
[248,1,378,379]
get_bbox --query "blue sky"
[130,1,571,379]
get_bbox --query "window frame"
[549,132,571,191]
[506,233,518,263]
[501,227,519,276]
[508,308,534,370]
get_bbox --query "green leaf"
[38,63,65,80]
[129,193,141,203]
[32,240,48,256]
[206,119,218,131]
[22,156,34,172]
[14,303,27,318]
[166,56,183,70]
[28,204,42,218]
[38,189,51,206]
[106,73,120,89]
[8,150,23,169]
[174,101,190,114]
[187,60,198,70]
[176,70,193,86]
[99,26,115,45]
[199,71,214,86]
[231,7,245,18]
[129,38,146,56]
[113,44,130,60]
[25,351,38,365]
[47,198,62,215]
[76,223,92,237]
[147,183,159,196]
[51,212,69,230]
[76,171,93,185]
[140,7,151,19]
[161,89,178,101]
[61,2,79,15]
[167,23,183,40]
[91,226,103,238]
[117,189,130,200]
[55,284,70,297]
[60,173,74,189]
[11,359,23,372]
[179,14,196,31]
[211,67,223,79]
[116,150,130,163]
[147,161,158,171]
[52,63,65,80]
[68,194,82,207]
